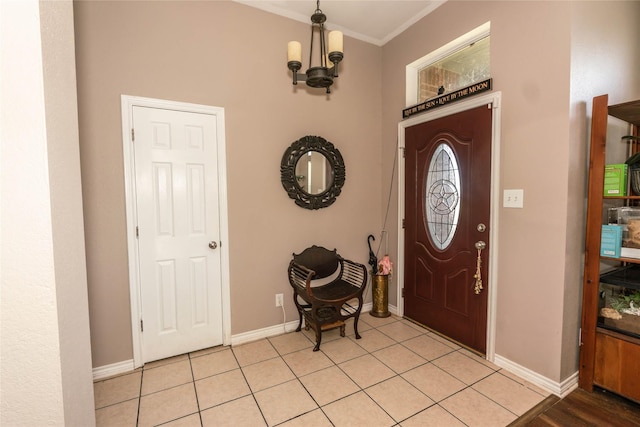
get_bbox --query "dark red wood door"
[404,104,492,353]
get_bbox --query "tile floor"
[94,314,550,427]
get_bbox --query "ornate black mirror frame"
[281,135,345,210]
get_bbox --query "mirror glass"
[294,151,333,195]
[281,135,345,210]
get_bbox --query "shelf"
[580,95,640,399]
[609,99,640,126]
[599,265,640,288]
[601,256,640,264]
[598,319,640,340]
[604,195,640,200]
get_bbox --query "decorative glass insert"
[418,36,490,102]
[425,143,461,250]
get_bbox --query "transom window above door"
[405,22,490,107]
[418,36,490,102]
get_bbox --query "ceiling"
[233,0,446,46]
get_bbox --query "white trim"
[92,359,135,381]
[93,304,401,379]
[120,95,231,369]
[397,91,502,363]
[232,0,446,47]
[406,21,491,107]
[230,303,398,346]
[388,303,399,316]
[231,320,301,347]
[494,354,579,398]
[363,302,399,317]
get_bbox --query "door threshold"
[402,316,486,358]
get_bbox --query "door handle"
[475,240,486,250]
[208,241,218,250]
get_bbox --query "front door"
[133,106,224,363]
[404,104,492,353]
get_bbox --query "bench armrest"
[340,258,367,289]
[289,261,316,297]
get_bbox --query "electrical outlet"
[275,293,283,307]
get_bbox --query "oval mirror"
[281,135,345,209]
[295,151,333,195]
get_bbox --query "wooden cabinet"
[579,94,640,403]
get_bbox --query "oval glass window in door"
[425,143,461,250]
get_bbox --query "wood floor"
[510,387,640,426]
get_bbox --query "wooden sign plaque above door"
[403,79,492,119]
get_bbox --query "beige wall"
[75,0,640,386]
[381,1,640,384]
[41,0,96,422]
[1,0,95,424]
[74,1,382,367]
[382,1,572,382]
[565,1,640,378]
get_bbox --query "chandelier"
[287,0,344,94]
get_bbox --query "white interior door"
[133,105,223,363]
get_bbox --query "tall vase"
[370,274,390,318]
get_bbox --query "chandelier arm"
[309,25,314,67]
[296,72,307,84]
[320,23,326,67]
[328,51,343,77]
[286,0,342,92]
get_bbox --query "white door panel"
[133,106,223,363]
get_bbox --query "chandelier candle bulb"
[287,41,302,63]
[285,0,344,93]
[328,31,343,54]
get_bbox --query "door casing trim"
[121,95,231,368]
[397,91,502,361]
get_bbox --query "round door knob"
[209,241,218,250]
[475,240,486,250]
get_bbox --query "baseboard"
[231,304,388,346]
[493,354,579,398]
[230,319,300,346]
[363,302,398,316]
[387,303,398,315]
[93,359,135,381]
[94,304,397,380]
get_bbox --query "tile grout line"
[269,333,343,426]
[187,352,205,427]
[135,367,143,426]
[278,320,395,424]
[95,315,546,426]
[230,341,271,426]
[296,319,431,425]
[426,360,525,425]
[348,320,504,426]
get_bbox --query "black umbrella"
[367,234,378,275]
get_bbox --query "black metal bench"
[288,245,367,351]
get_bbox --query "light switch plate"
[503,189,524,208]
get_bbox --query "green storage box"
[604,163,628,196]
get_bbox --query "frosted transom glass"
[425,143,460,250]
[418,36,490,102]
